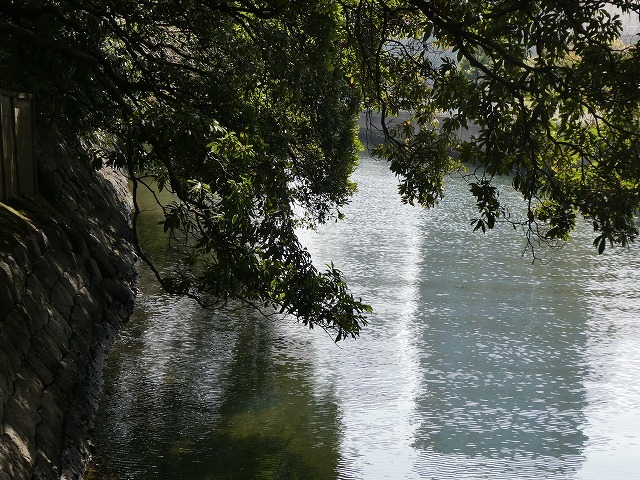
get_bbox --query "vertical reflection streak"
[577,256,640,480]
[298,157,424,479]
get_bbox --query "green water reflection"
[92,296,341,480]
[200,319,341,480]
[90,184,341,480]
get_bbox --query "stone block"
[38,388,65,433]
[0,258,24,302]
[40,224,72,254]
[58,273,79,299]
[30,330,63,375]
[31,448,59,480]
[71,291,102,332]
[0,280,14,318]
[23,293,49,335]
[75,287,101,313]
[37,224,58,248]
[100,278,134,306]
[24,234,42,265]
[45,307,72,349]
[83,258,102,283]
[53,358,80,397]
[90,246,117,278]
[62,249,79,272]
[61,348,82,370]
[25,352,54,388]
[0,259,15,290]
[4,395,38,448]
[61,192,79,213]
[51,250,75,275]
[68,310,92,349]
[0,351,12,403]
[34,228,50,254]
[69,268,89,292]
[12,367,44,422]
[0,332,23,373]
[86,230,111,252]
[26,270,48,303]
[26,274,48,303]
[2,427,35,474]
[68,233,90,259]
[64,270,89,294]
[0,433,30,480]
[11,244,32,277]
[34,422,57,461]
[2,306,31,357]
[0,372,14,408]
[49,281,74,320]
[42,326,70,363]
[31,255,63,292]
[67,335,90,360]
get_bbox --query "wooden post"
[0,95,5,202]
[1,94,16,200]
[0,91,35,202]
[15,97,35,195]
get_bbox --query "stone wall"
[0,131,137,479]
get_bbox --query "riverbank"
[0,130,137,479]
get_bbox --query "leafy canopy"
[2,0,639,338]
[355,1,640,255]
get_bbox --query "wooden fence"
[1,90,36,202]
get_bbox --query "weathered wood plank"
[0,92,36,201]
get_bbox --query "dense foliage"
[357,1,640,255]
[2,1,639,338]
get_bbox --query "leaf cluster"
[1,0,369,338]
[354,0,640,256]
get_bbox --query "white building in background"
[603,5,640,43]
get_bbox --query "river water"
[90,155,640,479]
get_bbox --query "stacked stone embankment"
[0,132,137,479]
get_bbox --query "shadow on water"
[91,305,342,480]
[191,318,341,480]
[89,184,342,480]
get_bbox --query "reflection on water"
[92,291,343,479]
[577,254,640,480]
[91,156,640,479]
[407,185,590,478]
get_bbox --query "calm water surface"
[90,156,640,479]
